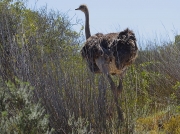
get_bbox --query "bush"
[0,79,54,133]
[164,115,180,134]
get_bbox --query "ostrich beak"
[75,8,79,10]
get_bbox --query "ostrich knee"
[106,74,116,90]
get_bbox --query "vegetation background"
[0,0,180,133]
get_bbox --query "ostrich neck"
[84,9,91,40]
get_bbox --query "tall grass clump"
[0,0,180,133]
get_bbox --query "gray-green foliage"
[0,79,54,134]
[68,113,92,134]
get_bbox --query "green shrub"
[0,79,54,134]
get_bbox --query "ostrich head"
[75,4,88,13]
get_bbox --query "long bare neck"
[84,8,91,40]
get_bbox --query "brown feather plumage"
[81,28,138,74]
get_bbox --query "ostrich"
[75,4,138,123]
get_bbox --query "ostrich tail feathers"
[111,28,138,69]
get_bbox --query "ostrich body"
[76,4,138,123]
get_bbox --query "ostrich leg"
[117,75,123,95]
[106,74,124,124]
[95,57,124,124]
